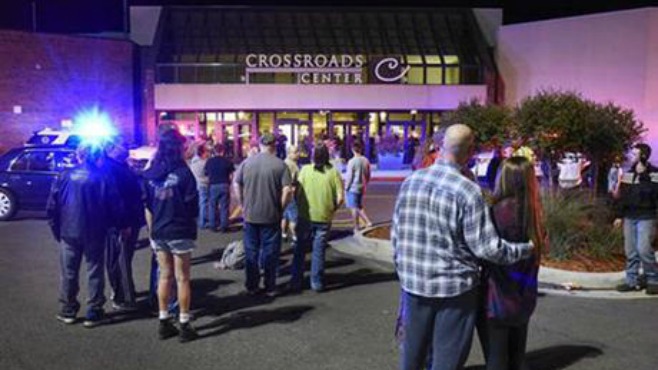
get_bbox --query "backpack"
[216,240,245,270]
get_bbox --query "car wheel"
[0,188,17,221]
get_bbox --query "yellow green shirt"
[297,164,344,223]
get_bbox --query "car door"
[7,150,58,210]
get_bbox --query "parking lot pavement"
[1,184,657,370]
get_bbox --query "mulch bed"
[364,226,626,273]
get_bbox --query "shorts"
[346,191,363,209]
[283,200,299,222]
[150,239,196,255]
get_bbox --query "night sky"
[2,0,658,33]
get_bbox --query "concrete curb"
[330,224,658,300]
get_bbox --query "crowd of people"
[45,120,658,365]
[45,125,375,343]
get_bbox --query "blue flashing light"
[72,107,117,147]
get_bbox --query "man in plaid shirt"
[392,124,534,370]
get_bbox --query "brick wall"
[0,30,135,153]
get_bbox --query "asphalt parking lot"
[1,183,657,370]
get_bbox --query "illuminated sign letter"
[374,57,411,82]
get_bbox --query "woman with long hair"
[289,141,344,292]
[143,129,199,342]
[479,156,545,370]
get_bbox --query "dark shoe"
[616,283,642,292]
[178,322,199,343]
[83,310,106,328]
[112,301,138,312]
[245,289,261,297]
[56,313,77,325]
[158,318,179,340]
[646,284,658,295]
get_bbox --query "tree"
[443,98,513,148]
[515,90,645,193]
[581,101,645,194]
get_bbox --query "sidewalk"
[331,227,658,299]
[341,169,411,183]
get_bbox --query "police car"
[0,145,79,220]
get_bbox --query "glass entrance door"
[328,120,371,161]
[385,121,426,165]
[213,120,257,161]
[275,119,313,161]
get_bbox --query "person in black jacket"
[104,137,146,311]
[614,143,658,295]
[47,144,124,327]
[143,129,199,342]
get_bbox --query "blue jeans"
[290,220,331,291]
[59,237,106,316]
[623,218,658,285]
[209,183,230,230]
[243,223,282,293]
[197,185,209,228]
[400,289,477,370]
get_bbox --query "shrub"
[541,190,623,261]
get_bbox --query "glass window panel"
[405,66,424,84]
[426,67,443,84]
[406,55,423,64]
[274,73,294,84]
[425,55,442,64]
[445,66,460,84]
[443,55,459,65]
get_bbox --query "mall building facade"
[132,6,502,161]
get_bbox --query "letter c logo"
[374,58,411,82]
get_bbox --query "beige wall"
[497,7,658,153]
[154,84,488,111]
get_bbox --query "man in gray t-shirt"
[345,141,373,232]
[237,133,292,296]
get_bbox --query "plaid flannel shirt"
[392,159,533,298]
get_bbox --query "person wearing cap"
[236,132,293,296]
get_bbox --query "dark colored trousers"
[479,320,529,370]
[106,226,139,305]
[400,289,478,370]
[59,237,106,315]
[209,183,231,230]
[244,222,282,293]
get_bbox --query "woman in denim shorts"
[143,129,200,343]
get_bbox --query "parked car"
[0,145,79,220]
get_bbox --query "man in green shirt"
[289,142,344,292]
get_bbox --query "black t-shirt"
[205,156,235,185]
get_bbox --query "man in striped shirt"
[392,124,534,370]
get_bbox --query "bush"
[541,190,623,261]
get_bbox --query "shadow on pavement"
[192,291,275,319]
[191,248,225,266]
[465,344,603,370]
[196,305,314,339]
[277,256,356,277]
[323,268,397,292]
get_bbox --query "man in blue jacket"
[47,144,125,327]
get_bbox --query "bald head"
[442,124,475,164]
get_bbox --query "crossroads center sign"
[244,54,410,85]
